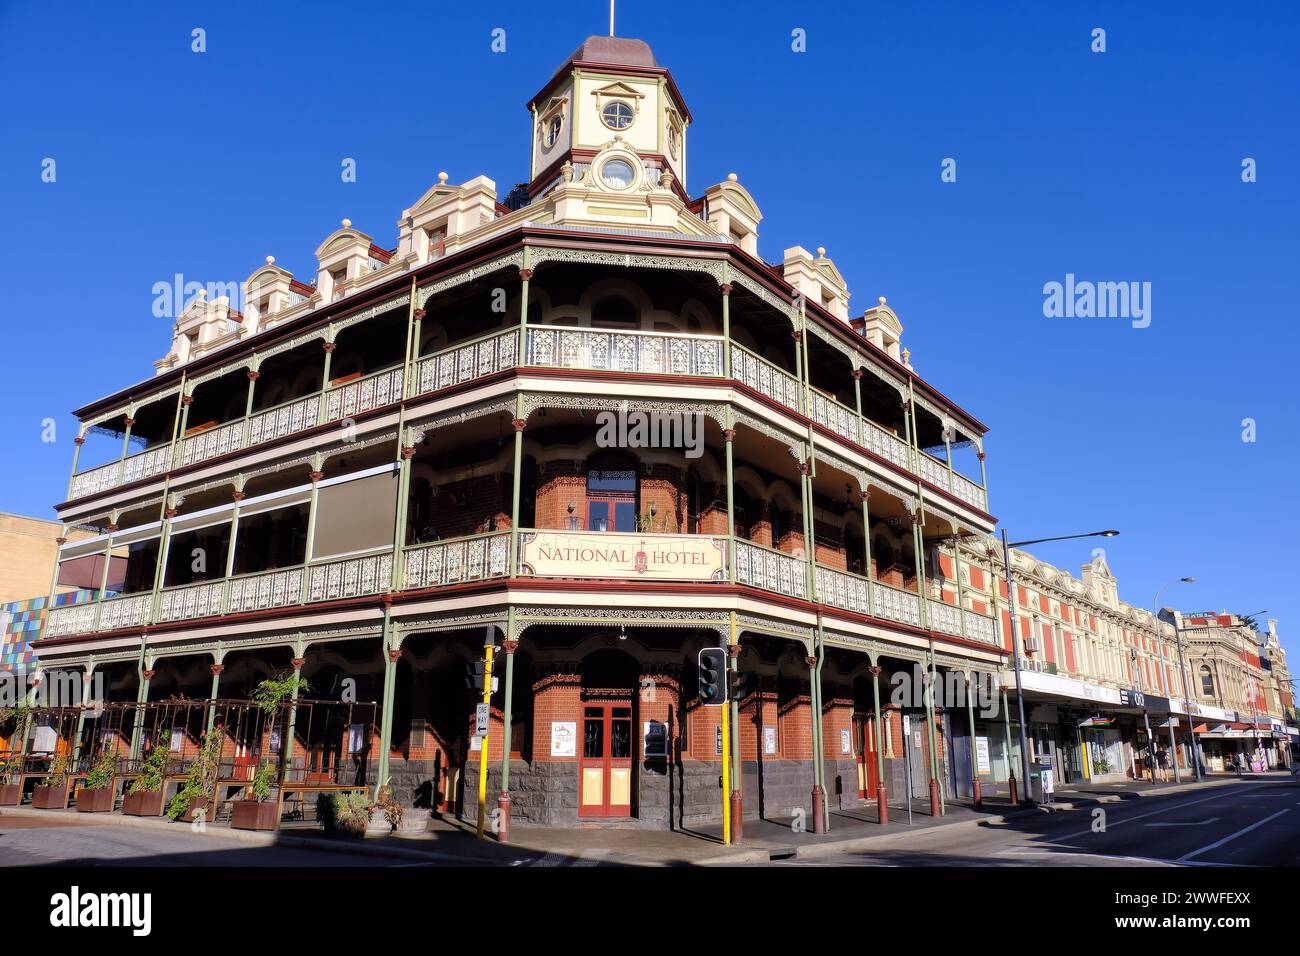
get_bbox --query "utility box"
[1030,761,1055,803]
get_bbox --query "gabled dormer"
[243,256,294,334]
[703,174,762,256]
[396,174,500,266]
[783,246,851,320]
[856,296,907,365]
[315,219,376,303]
[154,290,242,373]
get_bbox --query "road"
[3,779,1297,867]
[771,778,1300,866]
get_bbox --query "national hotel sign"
[519,531,727,582]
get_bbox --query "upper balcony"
[61,238,990,521]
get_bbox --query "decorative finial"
[341,218,351,229]
[878,296,887,306]
[816,246,826,258]
[726,172,738,182]
[265,255,275,265]
[437,171,449,184]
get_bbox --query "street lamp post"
[1001,528,1118,804]
[1153,577,1195,783]
[1167,613,1203,782]
[1130,647,1157,785]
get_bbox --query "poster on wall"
[550,721,576,757]
[840,729,852,754]
[975,736,991,774]
[763,727,778,755]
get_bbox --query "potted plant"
[318,790,373,838]
[32,754,69,809]
[76,749,118,812]
[166,725,223,823]
[0,757,20,806]
[122,747,168,816]
[230,761,281,831]
[375,783,404,833]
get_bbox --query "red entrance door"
[854,714,880,797]
[579,704,633,817]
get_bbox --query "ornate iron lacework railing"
[403,532,510,588]
[416,328,517,394]
[326,367,404,421]
[733,539,807,600]
[44,528,996,647]
[308,551,393,602]
[729,343,802,411]
[156,580,224,623]
[226,566,303,615]
[95,592,152,633]
[526,325,724,377]
[68,444,171,499]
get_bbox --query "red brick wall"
[423,473,510,536]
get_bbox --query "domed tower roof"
[567,35,657,68]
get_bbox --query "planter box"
[32,785,69,809]
[172,795,210,822]
[122,790,166,817]
[230,800,279,831]
[0,783,20,806]
[76,787,115,813]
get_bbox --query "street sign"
[475,702,489,737]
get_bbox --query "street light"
[1001,528,1118,804]
[1153,578,1196,782]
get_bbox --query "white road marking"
[1145,818,1219,827]
[1053,784,1271,842]
[1177,808,1291,863]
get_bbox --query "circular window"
[601,101,634,130]
[543,114,562,148]
[600,159,636,189]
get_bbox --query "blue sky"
[2,2,1297,661]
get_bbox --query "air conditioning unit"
[1024,636,1042,653]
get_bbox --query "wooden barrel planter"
[122,790,166,817]
[230,799,279,831]
[76,788,115,813]
[32,785,69,809]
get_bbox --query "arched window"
[1199,665,1215,697]
[586,456,637,532]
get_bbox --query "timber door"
[853,715,879,796]
[579,704,633,817]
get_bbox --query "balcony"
[65,327,986,515]
[44,530,999,648]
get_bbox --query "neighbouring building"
[1172,611,1296,771]
[943,540,1200,789]
[0,514,100,674]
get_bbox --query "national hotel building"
[33,35,1013,834]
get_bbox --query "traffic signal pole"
[721,678,732,846]
[475,641,496,841]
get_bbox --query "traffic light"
[698,647,728,705]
